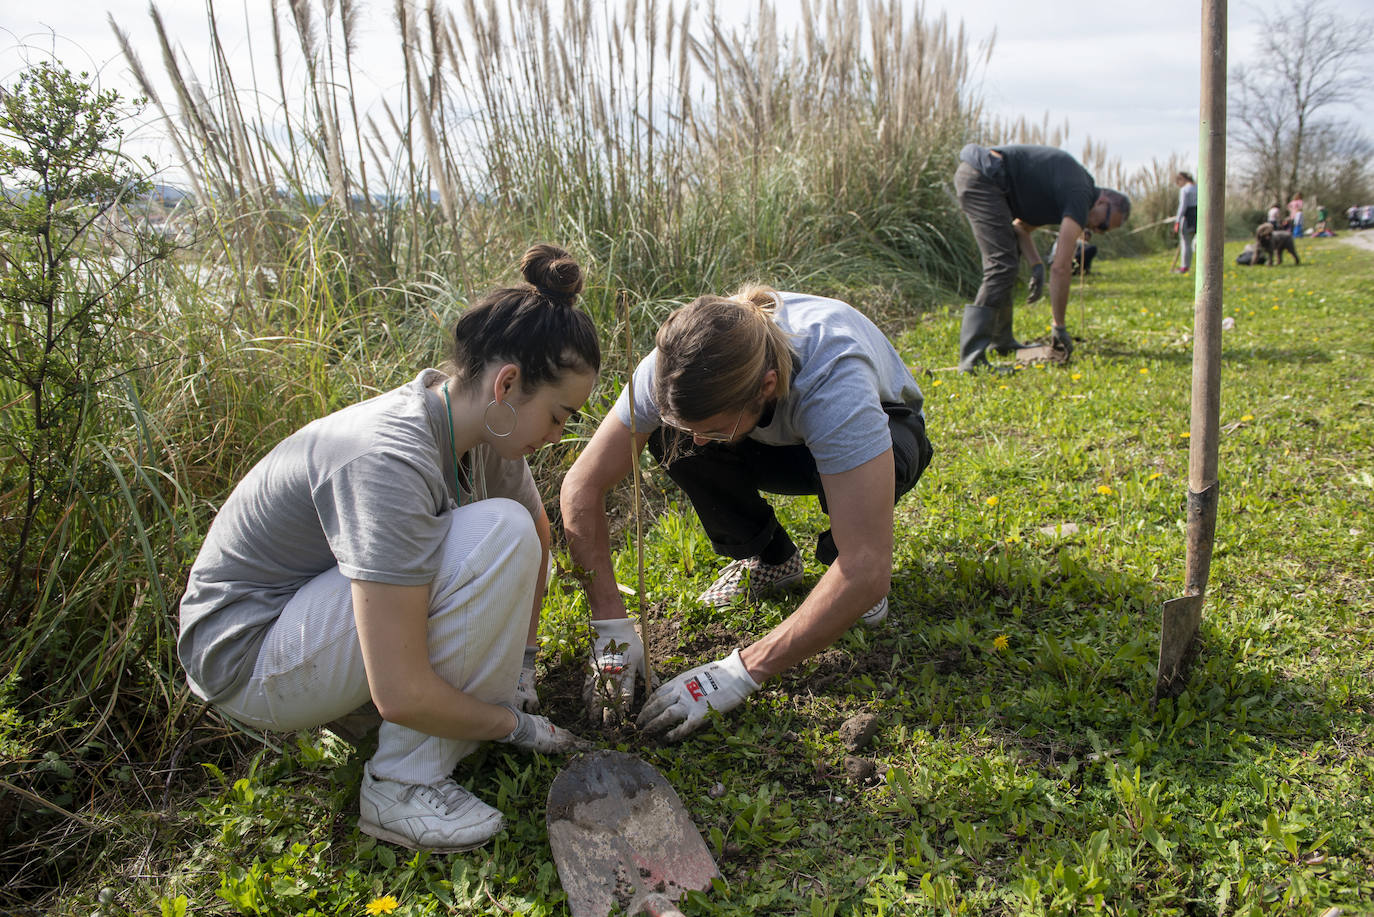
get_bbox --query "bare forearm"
[381,672,517,740]
[1013,220,1041,265]
[739,560,888,681]
[353,580,520,740]
[562,494,629,620]
[1050,264,1071,326]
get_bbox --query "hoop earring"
[484,399,518,437]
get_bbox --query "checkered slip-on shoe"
[698,551,803,608]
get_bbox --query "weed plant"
[36,238,1374,916]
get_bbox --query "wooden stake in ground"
[1156,0,1226,701]
[1078,229,1087,334]
[618,289,656,692]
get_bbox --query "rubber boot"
[958,303,1000,372]
[991,302,1032,355]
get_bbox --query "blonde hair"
[652,285,795,424]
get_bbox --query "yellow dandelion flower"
[1139,367,1149,374]
[932,379,943,387]
[992,634,1010,651]
[1241,413,1254,422]
[1097,485,1113,496]
[1071,372,1083,381]
[986,496,999,508]
[999,384,1010,390]
[1179,431,1191,439]
[1148,472,1163,481]
[1272,305,1279,311]
[366,897,400,916]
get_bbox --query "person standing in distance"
[1172,171,1199,274]
[1287,192,1305,237]
[953,143,1130,372]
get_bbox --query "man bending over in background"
[953,143,1130,372]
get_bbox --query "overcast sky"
[5,0,1374,185]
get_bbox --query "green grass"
[55,239,1374,916]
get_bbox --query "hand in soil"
[584,618,645,726]
[499,706,593,754]
[637,649,759,741]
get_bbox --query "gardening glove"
[1026,262,1046,304]
[636,649,759,743]
[498,705,591,754]
[583,617,645,726]
[515,645,540,713]
[1052,325,1074,359]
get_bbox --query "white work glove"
[636,649,759,742]
[498,705,591,754]
[1026,263,1046,304]
[583,617,645,725]
[515,645,540,713]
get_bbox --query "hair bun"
[520,243,584,305]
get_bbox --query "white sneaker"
[859,596,889,627]
[359,763,504,852]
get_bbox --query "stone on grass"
[843,755,876,781]
[839,713,879,751]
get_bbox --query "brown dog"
[1255,223,1300,266]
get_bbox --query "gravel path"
[1338,230,1374,252]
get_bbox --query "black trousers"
[648,405,932,566]
[954,157,1022,370]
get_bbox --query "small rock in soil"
[843,755,876,781]
[838,713,880,751]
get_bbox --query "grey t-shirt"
[992,144,1098,228]
[178,368,542,702]
[614,292,923,475]
[1176,182,1198,231]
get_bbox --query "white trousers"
[216,498,539,785]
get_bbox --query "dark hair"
[652,286,794,425]
[1177,171,1196,184]
[449,243,601,393]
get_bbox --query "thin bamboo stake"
[1078,228,1086,333]
[619,289,655,692]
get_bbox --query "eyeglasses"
[1096,203,1113,233]
[665,406,746,443]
